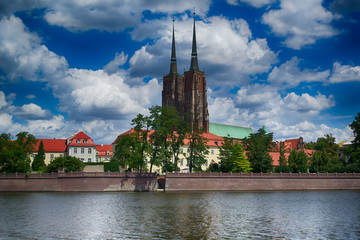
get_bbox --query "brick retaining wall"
[0,172,158,192]
[165,172,360,191]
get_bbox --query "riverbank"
[165,172,360,191]
[0,172,157,192]
[1,172,360,192]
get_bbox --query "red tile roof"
[33,139,67,152]
[96,144,113,156]
[68,131,96,147]
[71,132,92,140]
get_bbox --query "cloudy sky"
[0,0,359,144]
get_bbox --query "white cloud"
[262,0,340,49]
[42,0,210,32]
[129,15,277,88]
[52,69,162,122]
[227,0,275,8]
[0,15,68,82]
[283,92,335,113]
[268,57,330,88]
[103,52,128,75]
[0,91,7,109]
[329,62,360,83]
[0,113,12,130]
[15,103,52,120]
[26,94,36,99]
[208,84,346,142]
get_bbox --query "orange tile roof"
[113,129,224,147]
[33,139,67,152]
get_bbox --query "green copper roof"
[209,123,253,139]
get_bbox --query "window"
[96,158,98,163]
[74,148,77,154]
[180,159,184,166]
[88,158,91,162]
[96,151,99,155]
[60,154,63,157]
[33,154,36,159]
[81,158,84,161]
[84,140,88,144]
[205,160,208,167]
[81,148,84,154]
[180,148,183,153]
[50,154,54,160]
[187,148,190,153]
[211,149,214,155]
[106,151,110,156]
[77,140,81,144]
[88,148,91,154]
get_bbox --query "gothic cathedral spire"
[162,20,185,116]
[189,13,199,71]
[169,20,177,75]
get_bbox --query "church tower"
[162,20,185,116]
[183,14,209,132]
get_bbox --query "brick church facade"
[162,17,209,132]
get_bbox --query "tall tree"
[185,125,209,173]
[243,128,275,173]
[160,106,187,173]
[113,133,143,172]
[288,149,308,173]
[232,143,252,173]
[0,132,36,173]
[275,141,291,173]
[344,112,360,167]
[309,134,344,173]
[32,140,46,171]
[131,113,151,173]
[218,137,234,172]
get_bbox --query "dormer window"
[77,140,81,144]
[84,140,88,144]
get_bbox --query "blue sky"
[0,0,359,144]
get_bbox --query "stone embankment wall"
[165,172,360,191]
[0,172,157,192]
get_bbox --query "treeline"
[211,112,360,173]
[0,132,83,173]
[113,105,209,173]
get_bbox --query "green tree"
[185,125,209,173]
[243,128,274,173]
[275,141,291,173]
[0,132,37,173]
[159,106,187,173]
[309,134,344,173]
[218,137,234,172]
[288,149,308,173]
[32,140,46,172]
[207,161,220,172]
[310,150,329,173]
[343,112,360,166]
[113,133,144,172]
[131,113,151,173]
[46,156,83,173]
[232,143,252,173]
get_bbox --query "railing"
[166,172,360,178]
[0,172,157,179]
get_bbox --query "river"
[0,191,359,239]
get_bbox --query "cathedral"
[162,17,209,132]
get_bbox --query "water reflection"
[0,191,359,239]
